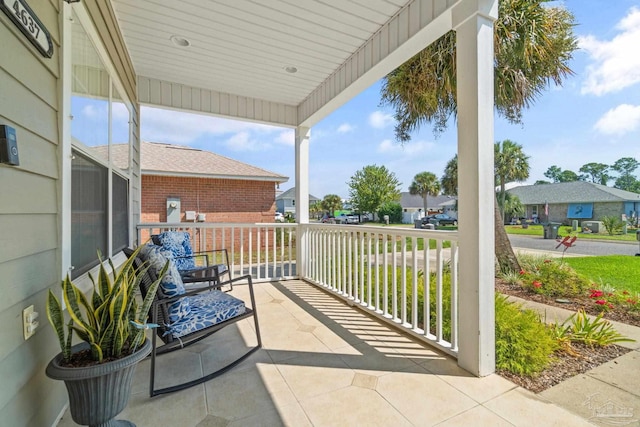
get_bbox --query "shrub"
[377,202,403,223]
[518,257,591,298]
[551,310,634,347]
[498,270,523,287]
[601,215,624,235]
[495,294,558,376]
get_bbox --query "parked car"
[422,214,458,226]
[275,212,284,222]
[321,213,335,223]
[335,213,359,224]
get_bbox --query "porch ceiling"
[111,0,462,127]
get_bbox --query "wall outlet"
[23,305,39,340]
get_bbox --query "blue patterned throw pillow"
[140,244,191,323]
[157,231,196,272]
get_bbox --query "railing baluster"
[392,232,397,321]
[450,240,459,351]
[424,236,431,338]
[436,239,443,343]
[412,236,418,330]
[401,234,407,326]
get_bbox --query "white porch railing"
[137,223,298,281]
[303,224,458,356]
[136,222,459,356]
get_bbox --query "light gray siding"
[0,0,66,425]
[0,1,140,425]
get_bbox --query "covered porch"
[116,0,498,376]
[56,279,589,427]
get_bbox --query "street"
[509,234,640,257]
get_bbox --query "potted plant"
[46,247,167,427]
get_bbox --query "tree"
[500,193,525,222]
[534,180,551,185]
[543,165,562,183]
[544,165,580,183]
[409,172,441,213]
[441,155,458,196]
[309,201,323,219]
[348,165,401,216]
[381,0,577,141]
[558,170,581,182]
[495,140,530,219]
[320,194,343,215]
[611,157,640,192]
[579,162,610,185]
[379,0,578,272]
[377,201,403,223]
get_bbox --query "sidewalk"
[508,296,640,427]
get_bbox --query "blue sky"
[139,0,640,200]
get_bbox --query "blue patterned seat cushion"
[168,290,246,338]
[140,244,191,323]
[157,231,196,272]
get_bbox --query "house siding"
[593,202,624,221]
[0,1,140,425]
[0,1,67,425]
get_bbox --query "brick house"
[112,141,288,224]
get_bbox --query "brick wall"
[141,175,276,224]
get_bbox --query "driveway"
[509,234,640,257]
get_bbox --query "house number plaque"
[1,0,53,58]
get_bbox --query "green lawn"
[563,255,640,293]
[505,224,638,242]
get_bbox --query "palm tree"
[441,155,458,196]
[495,140,530,220]
[320,194,343,216]
[380,1,576,272]
[501,193,525,223]
[439,152,527,273]
[381,0,577,141]
[409,172,441,214]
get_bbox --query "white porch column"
[454,0,497,376]
[295,126,310,277]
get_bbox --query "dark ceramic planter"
[46,339,151,427]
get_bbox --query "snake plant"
[46,246,168,363]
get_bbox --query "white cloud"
[337,123,355,133]
[275,129,294,146]
[141,106,280,145]
[82,104,102,119]
[224,131,271,152]
[580,7,640,95]
[368,111,394,129]
[377,139,435,155]
[594,104,640,135]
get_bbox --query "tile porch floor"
[56,280,596,427]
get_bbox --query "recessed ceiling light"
[284,66,298,74]
[170,35,191,47]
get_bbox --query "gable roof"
[400,192,457,209]
[109,141,288,182]
[276,187,319,202]
[507,181,640,204]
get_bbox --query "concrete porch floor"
[56,280,596,427]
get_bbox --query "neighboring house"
[399,192,458,223]
[275,187,320,216]
[507,182,640,224]
[111,141,288,224]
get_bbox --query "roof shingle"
[108,141,288,182]
[507,181,640,204]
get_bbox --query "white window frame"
[61,2,134,286]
